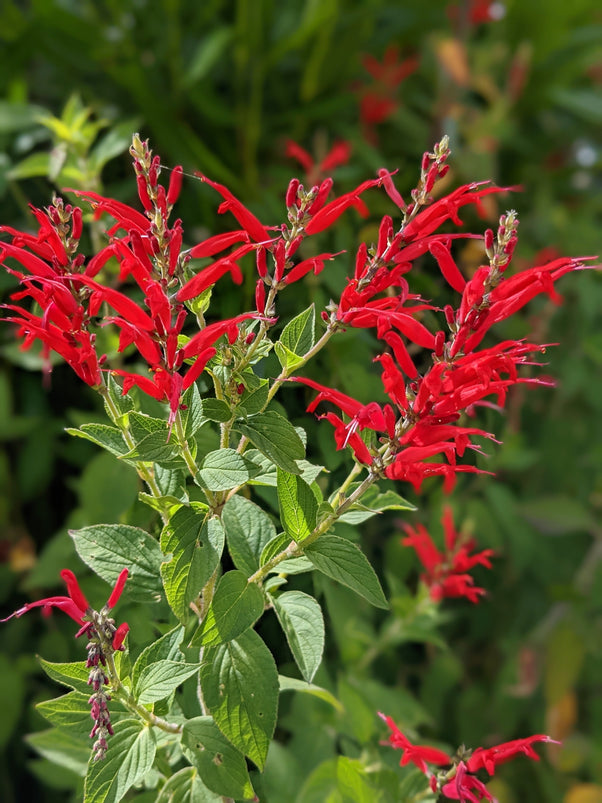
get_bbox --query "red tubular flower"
[466,734,559,775]
[177,244,252,302]
[402,507,493,603]
[1,568,128,626]
[440,761,493,803]
[379,713,451,773]
[305,176,384,235]
[285,139,352,185]
[196,174,272,242]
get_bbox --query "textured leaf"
[84,719,157,803]
[39,659,91,694]
[280,304,316,356]
[200,630,278,769]
[297,756,380,803]
[65,423,129,460]
[134,660,201,704]
[161,509,224,623]
[199,448,260,491]
[234,411,304,474]
[272,591,324,682]
[190,570,264,647]
[277,468,317,542]
[26,728,89,776]
[305,535,388,609]
[156,767,221,803]
[201,398,231,422]
[70,524,163,602]
[124,412,181,464]
[181,717,255,800]
[260,533,314,575]
[131,626,185,690]
[278,675,344,712]
[222,494,276,575]
[36,691,97,737]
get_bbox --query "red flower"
[402,507,494,603]
[2,568,129,631]
[466,734,558,775]
[439,761,493,803]
[285,139,352,185]
[381,715,558,803]
[379,713,451,773]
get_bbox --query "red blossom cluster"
[2,568,129,760]
[356,45,420,142]
[296,138,591,493]
[380,712,558,802]
[0,136,392,423]
[402,507,494,603]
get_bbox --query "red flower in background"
[380,714,558,802]
[402,507,493,603]
[285,138,352,186]
[356,45,419,142]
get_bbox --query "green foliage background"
[0,0,601,801]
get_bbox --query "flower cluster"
[380,713,558,802]
[2,568,129,760]
[402,507,494,603]
[296,137,590,493]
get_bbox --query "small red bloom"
[285,139,352,185]
[1,568,128,626]
[402,507,493,603]
[466,734,559,775]
[379,713,451,773]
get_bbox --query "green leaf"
[84,719,157,803]
[7,151,52,180]
[180,382,206,438]
[234,411,304,474]
[157,767,221,803]
[259,533,314,575]
[272,591,324,683]
[131,626,185,690]
[123,412,181,465]
[198,448,261,491]
[134,660,201,704]
[65,423,129,461]
[278,675,344,712]
[297,756,381,803]
[181,717,255,800]
[339,486,416,524]
[70,524,163,602]
[155,465,188,500]
[103,374,134,418]
[275,341,306,372]
[237,380,269,416]
[36,691,95,737]
[305,535,388,609]
[200,630,278,769]
[39,659,91,694]
[89,120,139,171]
[161,508,224,623]
[0,100,48,133]
[246,450,324,487]
[190,570,264,647]
[280,304,316,356]
[201,398,231,423]
[26,728,89,776]
[277,468,318,542]
[222,494,276,576]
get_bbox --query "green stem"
[248,468,380,585]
